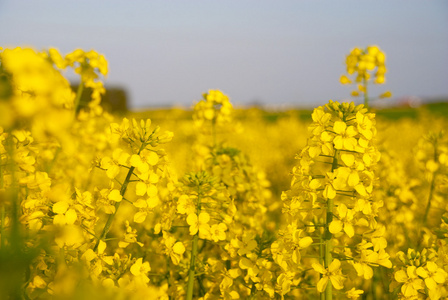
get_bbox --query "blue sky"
[0,1,447,109]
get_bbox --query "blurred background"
[0,0,447,110]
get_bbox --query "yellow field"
[1,46,448,300]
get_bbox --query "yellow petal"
[340,75,352,85]
[135,182,147,196]
[83,249,97,262]
[299,236,313,248]
[146,151,159,166]
[344,224,355,238]
[186,213,198,226]
[53,214,66,225]
[317,277,328,293]
[309,146,321,158]
[103,256,114,266]
[329,220,343,234]
[173,241,185,254]
[147,196,159,208]
[102,278,115,288]
[329,259,341,272]
[424,277,437,290]
[32,276,47,289]
[330,274,344,290]
[394,270,408,283]
[109,189,122,202]
[309,179,321,190]
[129,154,141,167]
[198,212,210,224]
[133,199,148,208]
[100,157,113,169]
[130,258,142,276]
[146,185,158,197]
[134,211,147,223]
[348,172,360,187]
[98,240,107,255]
[323,184,336,199]
[363,264,374,279]
[341,154,355,167]
[416,267,428,278]
[65,208,77,225]
[312,263,325,274]
[106,165,120,179]
[333,121,347,135]
[149,173,159,183]
[53,201,69,214]
[434,271,446,284]
[239,257,253,269]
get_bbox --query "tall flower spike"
[275,100,390,299]
[340,45,391,107]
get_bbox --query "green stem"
[186,234,199,300]
[319,234,325,300]
[1,206,5,249]
[186,190,202,300]
[0,154,3,249]
[93,165,135,251]
[423,141,438,226]
[0,157,3,189]
[324,203,333,300]
[73,81,84,117]
[363,77,369,108]
[423,174,436,225]
[94,141,147,251]
[212,118,217,148]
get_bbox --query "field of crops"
[1,46,448,300]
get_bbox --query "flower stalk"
[73,81,84,117]
[423,140,438,225]
[186,188,202,300]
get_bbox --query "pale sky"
[0,0,447,109]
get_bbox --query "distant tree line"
[72,84,128,113]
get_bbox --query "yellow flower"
[329,204,355,237]
[394,266,425,297]
[210,222,227,242]
[53,200,77,225]
[333,121,357,150]
[130,258,151,286]
[101,148,130,179]
[186,212,211,236]
[416,261,447,290]
[130,149,159,174]
[308,107,332,136]
[108,189,122,202]
[312,259,345,292]
[163,233,186,265]
[356,112,373,140]
[176,194,196,215]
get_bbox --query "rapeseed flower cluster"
[340,45,391,107]
[273,100,391,299]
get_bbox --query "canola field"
[0,46,448,300]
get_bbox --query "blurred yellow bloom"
[379,90,392,98]
[340,75,352,85]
